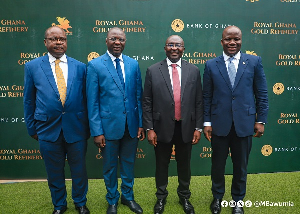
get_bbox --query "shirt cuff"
[204,122,211,126]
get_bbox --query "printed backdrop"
[0,0,299,179]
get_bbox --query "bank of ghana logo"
[52,17,72,35]
[88,52,100,62]
[171,19,184,32]
[261,145,272,156]
[273,83,284,95]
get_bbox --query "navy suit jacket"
[203,53,268,137]
[86,52,143,140]
[23,54,89,143]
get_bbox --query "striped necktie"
[228,57,236,87]
[55,59,67,106]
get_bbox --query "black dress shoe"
[52,206,67,214]
[107,204,118,214]
[232,206,244,214]
[121,198,143,214]
[210,198,222,214]
[179,198,195,214]
[154,198,166,214]
[75,205,90,214]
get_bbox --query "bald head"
[221,26,242,57]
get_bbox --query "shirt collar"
[223,51,241,62]
[107,50,123,62]
[166,57,182,68]
[48,53,67,63]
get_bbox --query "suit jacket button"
[232,97,235,100]
[62,112,65,114]
[123,111,126,114]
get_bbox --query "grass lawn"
[0,172,299,213]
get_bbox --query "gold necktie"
[55,59,67,106]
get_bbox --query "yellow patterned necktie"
[55,59,67,106]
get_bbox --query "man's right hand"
[204,126,212,142]
[147,130,157,147]
[94,135,106,148]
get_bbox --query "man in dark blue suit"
[86,27,145,214]
[203,26,268,214]
[23,26,90,214]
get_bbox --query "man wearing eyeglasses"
[23,26,90,214]
[86,27,144,214]
[143,35,203,214]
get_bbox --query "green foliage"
[0,172,299,213]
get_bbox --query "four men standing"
[24,25,267,214]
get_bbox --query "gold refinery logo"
[261,145,272,156]
[88,52,100,62]
[52,17,72,35]
[246,0,259,2]
[245,50,257,56]
[273,83,284,95]
[171,19,184,32]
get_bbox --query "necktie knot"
[55,59,61,65]
[229,57,234,63]
[171,64,177,69]
[115,58,120,63]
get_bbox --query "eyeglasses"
[166,43,184,48]
[108,37,126,43]
[45,37,67,43]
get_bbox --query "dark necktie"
[115,58,125,89]
[171,64,181,121]
[228,57,236,87]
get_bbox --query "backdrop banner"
[1,0,299,179]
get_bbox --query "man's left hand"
[192,130,201,145]
[254,123,265,138]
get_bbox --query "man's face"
[221,26,242,56]
[164,36,185,63]
[106,29,126,57]
[44,27,67,59]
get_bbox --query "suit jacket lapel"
[123,55,130,95]
[40,55,60,98]
[159,60,173,100]
[233,53,248,90]
[66,56,75,103]
[103,53,124,94]
[216,55,233,91]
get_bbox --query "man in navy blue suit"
[86,27,145,214]
[203,26,268,214]
[23,26,90,214]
